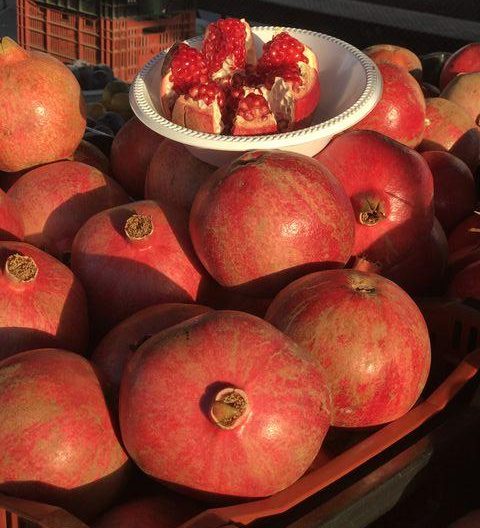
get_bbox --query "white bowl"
[130,26,382,167]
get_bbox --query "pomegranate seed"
[258,32,307,72]
[187,81,226,107]
[170,43,208,94]
[236,93,272,120]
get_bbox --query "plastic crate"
[16,0,196,81]
[1,297,480,528]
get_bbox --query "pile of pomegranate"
[0,19,479,528]
[159,19,321,135]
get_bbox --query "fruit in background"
[315,130,434,269]
[88,102,107,120]
[383,217,448,296]
[421,151,475,233]
[190,151,355,298]
[0,37,86,172]
[0,349,129,521]
[266,269,431,427]
[109,92,134,121]
[0,189,24,241]
[421,51,451,87]
[352,62,426,148]
[119,310,331,498]
[420,82,440,98]
[97,111,125,135]
[439,42,480,89]
[448,212,480,254]
[111,117,164,198]
[8,161,130,262]
[91,303,212,406]
[0,241,88,359]
[145,140,214,210]
[72,140,111,174]
[449,259,480,301]
[92,494,201,528]
[419,98,480,171]
[102,80,129,109]
[71,200,206,335]
[83,127,115,157]
[363,44,422,79]
[441,72,480,128]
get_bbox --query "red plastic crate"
[16,0,196,81]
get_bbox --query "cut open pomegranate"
[231,90,277,136]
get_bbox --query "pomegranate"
[71,200,206,334]
[72,140,110,174]
[449,259,480,300]
[231,91,277,136]
[352,62,426,148]
[266,269,431,427]
[119,310,331,498]
[420,82,440,98]
[448,212,480,254]
[190,150,355,297]
[363,44,422,79]
[8,161,130,261]
[0,349,129,521]
[92,494,201,528]
[448,243,480,276]
[0,241,88,359]
[144,140,214,211]
[0,37,85,172]
[419,98,480,171]
[110,117,164,199]
[257,31,318,72]
[91,303,213,405]
[441,72,480,128]
[383,217,448,296]
[421,151,475,233]
[315,130,434,268]
[0,189,23,241]
[440,42,480,89]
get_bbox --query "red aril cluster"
[170,43,208,93]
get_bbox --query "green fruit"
[109,92,133,121]
[102,80,129,109]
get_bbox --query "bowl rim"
[129,25,382,150]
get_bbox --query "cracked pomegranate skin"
[0,349,129,521]
[0,38,86,172]
[352,62,426,148]
[119,310,331,498]
[189,151,355,298]
[266,269,431,427]
[315,130,434,268]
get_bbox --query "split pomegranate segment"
[159,19,321,135]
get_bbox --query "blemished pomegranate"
[363,44,422,79]
[72,140,111,174]
[315,130,434,269]
[189,150,355,297]
[352,62,426,148]
[91,303,213,405]
[419,97,480,171]
[0,349,129,521]
[441,72,480,128]
[110,117,164,198]
[0,241,88,359]
[92,494,202,528]
[119,310,331,498]
[440,42,480,89]
[421,151,475,233]
[449,259,480,301]
[7,161,130,261]
[448,212,480,254]
[0,37,85,172]
[71,200,206,335]
[144,140,214,211]
[266,269,431,427]
[0,188,24,241]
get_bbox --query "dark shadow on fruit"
[0,228,22,242]
[83,128,114,157]
[420,51,451,86]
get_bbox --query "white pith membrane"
[171,93,224,134]
[232,86,277,135]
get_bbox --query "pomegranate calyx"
[124,214,154,240]
[0,37,29,65]
[349,273,377,295]
[5,253,38,283]
[210,387,249,430]
[359,200,386,226]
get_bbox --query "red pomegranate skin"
[363,44,422,79]
[0,349,129,521]
[0,188,24,241]
[0,38,86,172]
[315,130,434,268]
[71,200,206,334]
[266,269,431,427]
[119,310,331,498]
[91,303,213,404]
[8,161,130,260]
[72,140,111,174]
[145,140,214,211]
[190,151,355,297]
[421,151,475,233]
[111,117,164,198]
[0,241,89,359]
[383,217,448,296]
[440,42,480,89]
[448,212,480,254]
[449,259,480,300]
[419,98,480,171]
[92,494,202,528]
[441,72,480,129]
[352,62,426,148]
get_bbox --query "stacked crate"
[17,0,197,81]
